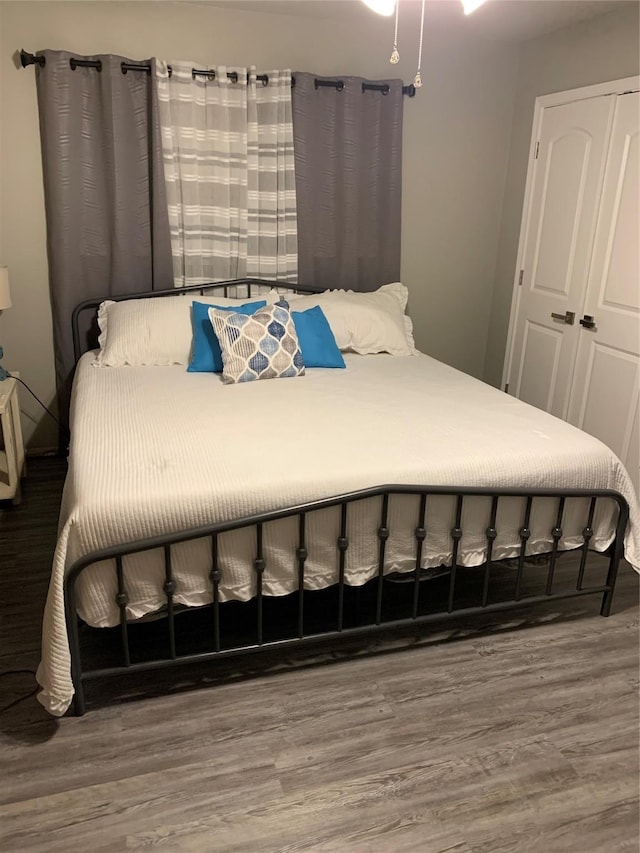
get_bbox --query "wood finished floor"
[0,457,638,852]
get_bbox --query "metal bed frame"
[65,278,630,715]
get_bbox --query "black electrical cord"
[0,380,60,713]
[0,381,58,714]
[11,375,61,427]
[0,669,38,713]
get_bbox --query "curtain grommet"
[314,78,345,92]
[70,58,102,72]
[193,69,216,81]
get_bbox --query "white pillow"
[376,281,409,312]
[94,290,280,367]
[381,282,419,353]
[287,283,412,355]
[404,314,419,355]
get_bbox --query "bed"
[36,279,640,716]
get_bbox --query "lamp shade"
[0,267,11,310]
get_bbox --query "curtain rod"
[19,50,416,97]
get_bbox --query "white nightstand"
[0,377,25,504]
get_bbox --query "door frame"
[501,75,640,393]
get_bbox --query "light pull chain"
[390,0,400,64]
[413,0,425,88]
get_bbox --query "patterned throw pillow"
[208,300,305,384]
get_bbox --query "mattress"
[37,352,640,715]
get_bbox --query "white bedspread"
[37,353,640,715]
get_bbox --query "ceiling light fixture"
[362,0,489,91]
[362,0,488,16]
[362,0,396,16]
[462,0,488,14]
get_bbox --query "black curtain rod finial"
[20,49,45,68]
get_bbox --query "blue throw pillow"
[292,305,345,368]
[188,300,267,373]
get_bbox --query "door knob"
[551,311,575,325]
[579,315,597,329]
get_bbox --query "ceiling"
[199,0,637,43]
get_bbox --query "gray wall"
[484,3,640,389]
[0,0,517,450]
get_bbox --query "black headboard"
[71,277,321,363]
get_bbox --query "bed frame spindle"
[115,556,131,667]
[210,535,221,652]
[546,497,566,596]
[412,494,428,618]
[337,503,349,632]
[163,545,177,659]
[577,498,597,590]
[376,494,390,625]
[255,524,265,645]
[448,495,464,613]
[297,513,307,638]
[481,496,499,607]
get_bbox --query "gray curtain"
[35,50,173,437]
[292,73,403,292]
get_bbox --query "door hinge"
[504,383,510,394]
[518,270,524,286]
[534,141,539,159]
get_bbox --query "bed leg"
[73,685,86,716]
[601,588,615,618]
[600,546,623,618]
[65,587,87,715]
[601,595,612,617]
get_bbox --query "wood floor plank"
[456,782,639,853]
[474,734,579,795]
[0,702,283,806]
[124,677,396,746]
[0,755,282,853]
[124,767,473,853]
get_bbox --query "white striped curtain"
[156,61,297,287]
[247,68,297,281]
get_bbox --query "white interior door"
[567,91,640,495]
[508,95,615,418]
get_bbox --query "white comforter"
[37,353,640,715]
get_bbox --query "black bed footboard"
[64,485,629,715]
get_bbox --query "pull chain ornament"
[413,0,425,87]
[389,0,400,63]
